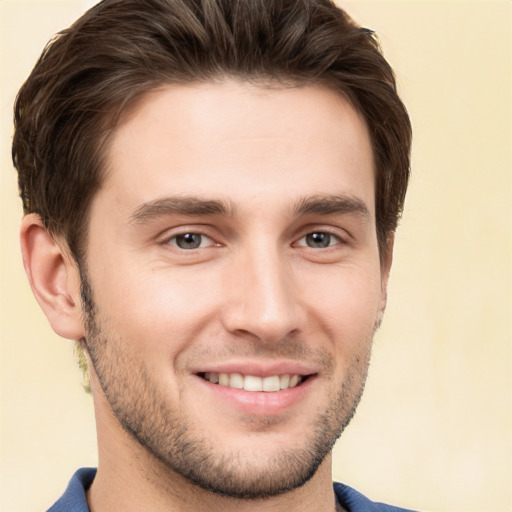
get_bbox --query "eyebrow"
[129,193,370,225]
[292,194,371,221]
[129,196,236,224]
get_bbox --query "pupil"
[177,233,201,249]
[307,232,330,248]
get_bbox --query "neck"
[88,450,337,512]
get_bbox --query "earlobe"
[20,214,85,340]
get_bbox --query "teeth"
[279,374,290,389]
[289,374,300,387]
[244,375,263,391]
[204,372,304,392]
[262,375,280,392]
[204,372,219,384]
[229,373,244,389]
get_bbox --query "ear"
[20,214,85,340]
[378,234,395,318]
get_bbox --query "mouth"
[198,372,311,392]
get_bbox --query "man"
[13,0,413,510]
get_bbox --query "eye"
[168,232,214,250]
[297,231,341,249]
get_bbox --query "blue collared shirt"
[47,467,418,512]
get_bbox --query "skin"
[21,79,392,512]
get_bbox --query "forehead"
[99,79,375,217]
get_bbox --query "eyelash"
[295,231,344,249]
[161,228,347,252]
[164,232,216,250]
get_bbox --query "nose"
[220,245,305,343]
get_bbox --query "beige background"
[1,1,510,511]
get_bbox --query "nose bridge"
[221,238,302,342]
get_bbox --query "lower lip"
[195,375,315,417]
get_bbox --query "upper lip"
[192,360,318,378]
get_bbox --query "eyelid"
[158,226,221,249]
[292,225,350,247]
[294,232,342,248]
[167,233,215,249]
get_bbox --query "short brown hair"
[13,0,411,262]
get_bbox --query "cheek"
[303,264,383,342]
[91,261,221,353]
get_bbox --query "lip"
[192,361,318,417]
[192,360,318,378]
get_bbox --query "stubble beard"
[79,269,373,500]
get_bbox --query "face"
[81,80,389,498]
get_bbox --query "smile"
[200,372,306,392]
